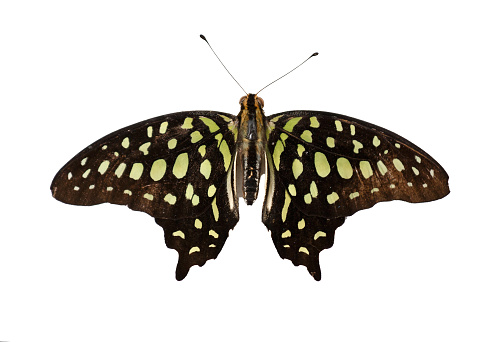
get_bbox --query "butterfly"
[51,91,450,280]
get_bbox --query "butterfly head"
[239,94,264,111]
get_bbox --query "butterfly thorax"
[236,94,266,205]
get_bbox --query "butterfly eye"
[239,96,247,104]
[257,97,264,107]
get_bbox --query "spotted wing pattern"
[51,111,239,279]
[263,111,449,279]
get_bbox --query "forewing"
[265,111,449,219]
[51,111,240,279]
[51,111,238,219]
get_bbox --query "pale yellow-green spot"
[270,115,283,123]
[314,152,331,178]
[88,185,95,190]
[209,230,219,238]
[102,145,107,150]
[371,188,379,194]
[281,230,292,238]
[115,163,127,178]
[395,143,401,148]
[172,231,185,239]
[212,198,219,221]
[143,193,154,201]
[173,153,189,179]
[297,144,305,157]
[280,133,288,141]
[292,159,303,179]
[283,117,302,132]
[430,169,435,177]
[299,247,309,255]
[390,184,396,189]
[310,181,318,198]
[150,159,167,181]
[198,145,206,157]
[121,137,130,148]
[98,160,110,175]
[147,126,153,138]
[393,158,405,172]
[207,185,216,197]
[219,140,232,171]
[314,231,327,240]
[200,159,212,180]
[412,166,419,176]
[181,117,193,129]
[81,157,87,166]
[377,160,388,175]
[209,244,216,248]
[189,247,200,254]
[298,219,305,229]
[168,138,177,149]
[281,190,291,222]
[159,121,168,134]
[73,186,80,191]
[164,193,176,205]
[336,157,353,179]
[194,219,202,229]
[185,183,194,200]
[214,133,223,145]
[219,114,232,122]
[273,141,285,171]
[415,155,421,163]
[283,245,290,248]
[192,194,200,206]
[199,117,219,133]
[83,169,91,178]
[124,190,132,196]
[349,192,359,199]
[327,192,339,204]
[139,142,151,155]
[423,183,428,188]
[353,140,363,153]
[310,117,320,128]
[384,150,389,154]
[107,187,113,192]
[335,120,343,131]
[326,137,335,148]
[359,161,373,179]
[407,182,413,187]
[288,184,297,196]
[373,136,381,147]
[130,163,144,180]
[300,130,312,143]
[304,193,312,204]
[350,124,356,136]
[191,131,203,143]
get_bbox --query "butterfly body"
[51,94,449,280]
[236,94,267,205]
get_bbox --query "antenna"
[200,34,247,95]
[256,52,319,95]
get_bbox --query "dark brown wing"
[262,111,449,279]
[51,111,240,279]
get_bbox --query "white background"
[1,1,502,341]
